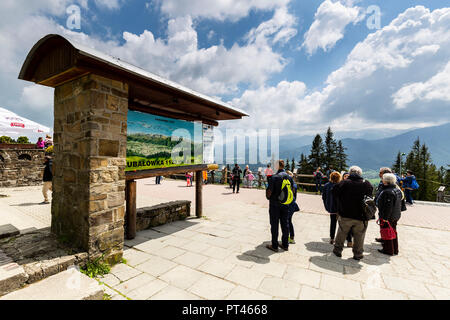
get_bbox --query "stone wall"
[52,74,128,263]
[0,147,45,188]
[135,201,191,232]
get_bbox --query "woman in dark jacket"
[322,172,352,244]
[376,173,403,255]
[286,171,300,244]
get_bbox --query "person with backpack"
[286,171,300,244]
[331,166,373,260]
[265,160,295,252]
[376,173,403,255]
[400,170,418,205]
[232,164,242,193]
[313,167,324,194]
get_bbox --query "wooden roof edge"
[19,34,249,120]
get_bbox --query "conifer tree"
[298,153,310,174]
[403,138,441,201]
[309,134,324,170]
[324,127,338,169]
[335,140,348,172]
[392,151,405,175]
[291,158,296,173]
[285,158,290,171]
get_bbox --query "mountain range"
[280,123,450,170]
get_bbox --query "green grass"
[80,256,111,278]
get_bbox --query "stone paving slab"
[0,268,103,300]
[1,180,450,300]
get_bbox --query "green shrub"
[0,136,15,144]
[17,136,30,144]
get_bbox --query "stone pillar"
[52,74,128,263]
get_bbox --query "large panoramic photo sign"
[126,111,203,171]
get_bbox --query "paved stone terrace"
[1,179,450,300]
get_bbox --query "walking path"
[1,180,449,300]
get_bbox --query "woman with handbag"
[376,173,403,255]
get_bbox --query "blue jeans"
[315,181,322,193]
[405,189,413,204]
[269,202,289,249]
[288,210,295,239]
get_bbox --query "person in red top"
[36,137,45,149]
[264,163,273,187]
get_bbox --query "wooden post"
[126,180,137,240]
[195,171,203,218]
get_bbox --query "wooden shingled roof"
[19,34,248,126]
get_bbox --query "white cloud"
[231,6,450,135]
[91,14,288,95]
[317,5,450,125]
[155,0,290,21]
[0,1,293,127]
[302,0,364,55]
[246,6,297,46]
[20,85,54,111]
[393,61,450,109]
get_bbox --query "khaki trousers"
[334,216,368,258]
[42,181,52,202]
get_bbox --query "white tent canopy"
[0,107,51,141]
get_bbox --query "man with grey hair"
[332,165,373,260]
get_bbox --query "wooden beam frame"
[125,164,208,181]
[129,103,219,127]
[124,165,208,240]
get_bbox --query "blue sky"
[128,110,198,138]
[0,0,449,137]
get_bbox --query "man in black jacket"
[232,164,242,193]
[42,156,53,204]
[265,160,294,252]
[332,166,373,260]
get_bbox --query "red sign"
[10,122,25,128]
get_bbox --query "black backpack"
[361,180,377,220]
[362,195,377,220]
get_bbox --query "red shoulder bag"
[377,219,396,240]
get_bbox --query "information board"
[126,111,203,171]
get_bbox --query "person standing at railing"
[232,164,242,193]
[36,137,45,149]
[264,163,273,188]
[400,170,419,205]
[314,167,324,194]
